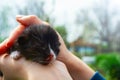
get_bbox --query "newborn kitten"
[9,24,60,65]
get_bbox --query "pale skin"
[0,54,72,80]
[0,77,3,80]
[0,15,95,80]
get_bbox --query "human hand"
[0,15,46,55]
[16,15,69,62]
[16,15,49,26]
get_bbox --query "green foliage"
[0,38,5,43]
[95,53,120,80]
[54,26,67,40]
[0,6,12,41]
[54,26,70,48]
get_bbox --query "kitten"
[9,24,61,65]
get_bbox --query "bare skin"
[16,15,95,80]
[0,53,72,80]
[0,77,3,80]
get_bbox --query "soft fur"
[9,24,61,65]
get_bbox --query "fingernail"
[16,15,24,18]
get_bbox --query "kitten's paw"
[10,51,22,60]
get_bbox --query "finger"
[16,15,25,19]
[16,15,42,26]
[0,25,25,55]
[42,21,50,26]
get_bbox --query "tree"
[16,0,55,24]
[92,0,120,52]
[75,0,120,52]
[112,22,120,51]
[0,6,12,42]
[17,0,45,19]
[75,9,98,42]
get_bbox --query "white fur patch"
[50,49,56,60]
[49,44,56,62]
[10,51,21,59]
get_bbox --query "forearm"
[56,32,94,80]
[59,50,95,80]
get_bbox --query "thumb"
[16,15,29,26]
[16,15,25,19]
[16,15,43,26]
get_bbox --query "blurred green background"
[0,0,120,80]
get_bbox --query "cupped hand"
[16,15,69,62]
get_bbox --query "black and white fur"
[9,24,61,65]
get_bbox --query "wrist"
[57,49,69,61]
[57,50,74,65]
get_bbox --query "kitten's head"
[9,24,60,65]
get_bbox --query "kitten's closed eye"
[10,51,22,60]
[49,49,56,63]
